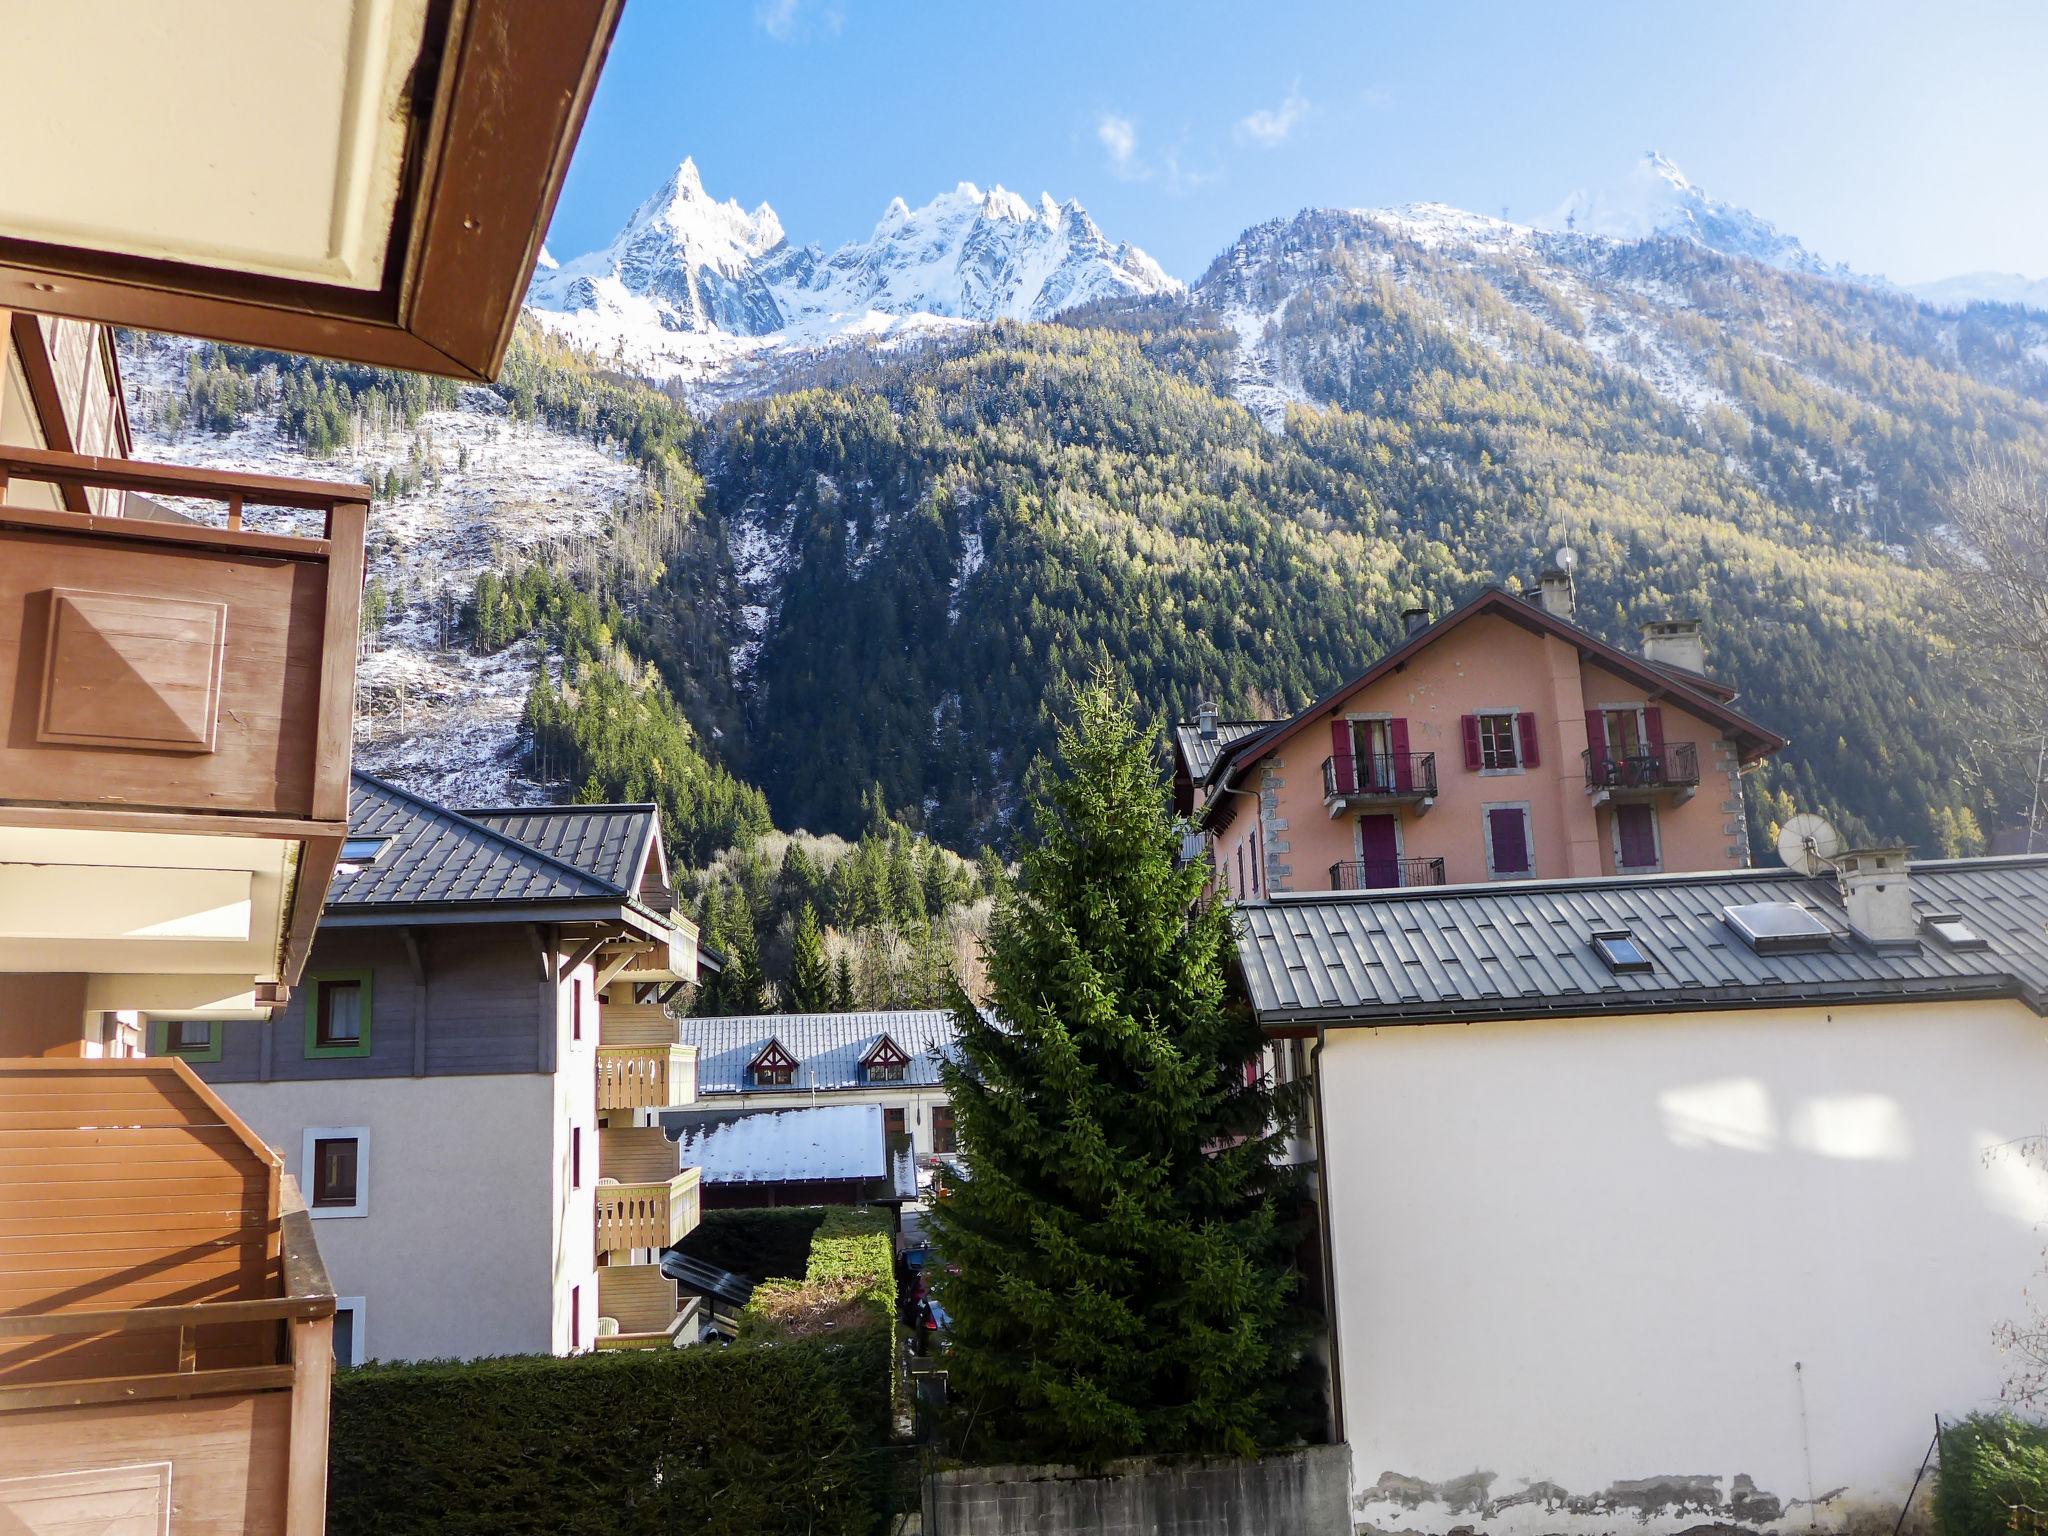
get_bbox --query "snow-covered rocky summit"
[1908,270,2048,314]
[525,158,1179,384]
[1535,151,1853,279]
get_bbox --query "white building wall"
[221,1073,559,1362]
[1320,999,2048,1534]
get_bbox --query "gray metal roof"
[1174,719,1280,783]
[463,805,658,896]
[672,1104,885,1184]
[678,1009,960,1094]
[1235,856,2048,1026]
[332,774,631,912]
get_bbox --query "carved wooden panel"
[37,588,226,751]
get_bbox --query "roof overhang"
[0,0,620,380]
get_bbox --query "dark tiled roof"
[332,773,629,912]
[678,1009,960,1094]
[1236,856,2048,1026]
[463,805,657,895]
[1174,719,1281,783]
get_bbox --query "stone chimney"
[1402,606,1430,637]
[1197,701,1218,740]
[1642,619,1707,675]
[1537,565,1575,619]
[1836,846,1916,944]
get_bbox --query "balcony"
[595,1263,700,1351]
[1322,753,1437,813]
[1582,742,1701,806]
[596,1002,697,1111]
[0,445,368,1007]
[595,1127,702,1256]
[0,1059,335,1532]
[1329,857,1448,891]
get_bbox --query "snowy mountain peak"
[1535,151,1844,278]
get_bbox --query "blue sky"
[548,0,2048,286]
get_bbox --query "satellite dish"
[1777,813,1844,877]
[1555,546,1578,572]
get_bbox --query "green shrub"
[329,1209,899,1535]
[671,1207,829,1279]
[1936,1414,2048,1536]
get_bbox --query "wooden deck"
[595,1128,702,1255]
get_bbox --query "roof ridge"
[351,770,629,899]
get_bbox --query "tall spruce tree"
[928,680,1316,1465]
[787,902,832,1012]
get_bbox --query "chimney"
[1197,701,1218,741]
[1836,846,1917,944]
[1537,565,1575,619]
[1402,606,1430,637]
[1642,619,1707,675]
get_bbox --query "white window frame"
[1609,802,1664,874]
[333,1296,367,1366]
[303,1125,370,1220]
[1595,701,1650,753]
[1481,801,1536,881]
[1474,707,1524,775]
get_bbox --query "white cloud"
[756,0,841,41]
[1237,90,1309,148]
[1097,112,1146,181]
[1163,149,1220,197]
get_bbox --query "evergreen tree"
[787,902,832,1012]
[832,951,855,1010]
[927,681,1316,1465]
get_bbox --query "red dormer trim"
[861,1035,911,1082]
[749,1038,799,1087]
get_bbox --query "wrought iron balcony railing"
[1329,856,1448,891]
[1581,741,1701,794]
[1322,752,1438,800]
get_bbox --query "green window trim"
[304,971,375,1059]
[149,1019,222,1064]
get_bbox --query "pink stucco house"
[1175,573,1784,895]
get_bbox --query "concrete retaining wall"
[922,1443,1352,1535]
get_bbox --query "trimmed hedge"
[1937,1415,2048,1536]
[328,1208,899,1536]
[671,1207,828,1279]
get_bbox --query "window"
[1592,930,1653,973]
[863,1036,910,1084]
[1722,902,1834,954]
[304,1127,368,1218]
[572,1126,583,1190]
[1612,803,1661,872]
[866,1060,905,1083]
[1478,712,1520,770]
[306,973,372,1058]
[884,1107,907,1143]
[1925,914,1988,951]
[570,1284,581,1352]
[152,1019,220,1062]
[749,1039,799,1088]
[931,1105,957,1156]
[1483,804,1534,879]
[333,1297,366,1367]
[339,836,389,866]
[572,981,583,1042]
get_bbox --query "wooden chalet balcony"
[1322,752,1437,812]
[595,1128,702,1257]
[596,1002,697,1110]
[1582,742,1702,805]
[0,445,368,1002]
[0,1059,335,1533]
[595,1263,699,1351]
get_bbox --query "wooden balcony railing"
[1582,742,1701,798]
[595,1170,702,1256]
[1323,752,1438,802]
[596,1043,697,1111]
[594,1263,697,1351]
[1329,856,1448,891]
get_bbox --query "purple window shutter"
[1585,710,1608,779]
[1644,707,1666,762]
[1489,807,1530,874]
[1517,711,1540,768]
[1460,714,1482,771]
[1617,804,1657,868]
[1251,827,1261,893]
[1390,717,1412,791]
[1329,720,1355,794]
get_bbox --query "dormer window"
[749,1039,798,1088]
[861,1035,911,1084]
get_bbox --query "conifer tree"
[928,680,1316,1465]
[832,952,856,1010]
[787,902,832,1012]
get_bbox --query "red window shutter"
[1617,804,1658,868]
[1390,717,1412,791]
[571,1284,580,1350]
[572,1126,582,1189]
[1460,714,1481,771]
[1489,807,1531,875]
[572,982,582,1041]
[1585,710,1608,778]
[1251,827,1261,893]
[1644,706,1666,760]
[1329,720,1354,794]
[1517,711,1540,768]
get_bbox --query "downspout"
[1309,1020,1345,1446]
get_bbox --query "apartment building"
[1178,573,1784,895]
[170,775,710,1361]
[0,7,622,1529]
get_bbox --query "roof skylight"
[339,835,389,866]
[1722,901,1834,954]
[1591,930,1652,974]
[1924,914,1989,951]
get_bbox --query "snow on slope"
[1909,270,2048,314]
[120,334,638,808]
[526,159,1178,385]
